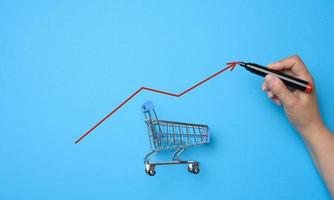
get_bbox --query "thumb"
[265,75,297,107]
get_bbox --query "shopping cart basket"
[141,101,210,176]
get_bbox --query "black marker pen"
[239,62,313,94]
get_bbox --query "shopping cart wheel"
[145,169,156,176]
[188,163,200,174]
[192,167,200,174]
[145,164,156,176]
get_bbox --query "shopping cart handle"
[141,101,155,113]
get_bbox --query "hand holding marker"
[238,62,313,94]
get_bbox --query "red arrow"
[75,61,240,144]
[226,61,240,71]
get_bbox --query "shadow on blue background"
[1,0,333,199]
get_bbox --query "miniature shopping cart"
[141,101,210,176]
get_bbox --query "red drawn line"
[75,62,240,144]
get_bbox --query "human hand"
[262,55,324,136]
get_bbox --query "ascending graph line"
[75,62,240,144]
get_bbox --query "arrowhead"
[226,61,240,71]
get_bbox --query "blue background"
[1,0,333,199]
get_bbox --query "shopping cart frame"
[141,101,210,176]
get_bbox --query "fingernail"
[265,74,274,81]
[267,75,279,88]
[265,75,275,87]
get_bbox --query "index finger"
[268,55,311,79]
